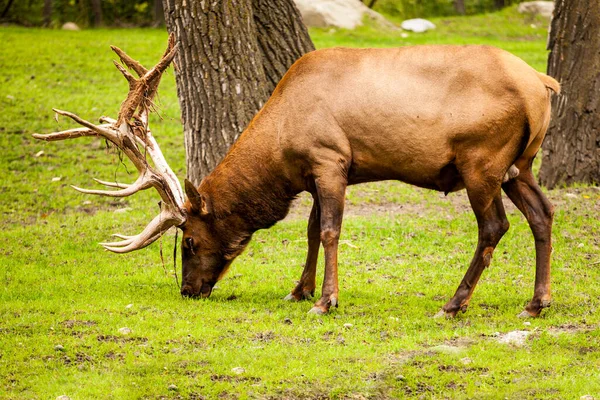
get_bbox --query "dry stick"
[173,229,180,290]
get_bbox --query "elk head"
[33,35,236,298]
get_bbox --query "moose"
[35,36,559,318]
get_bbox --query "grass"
[2,7,600,399]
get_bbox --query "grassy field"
[2,7,600,399]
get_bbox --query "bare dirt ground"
[285,183,599,221]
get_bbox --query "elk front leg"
[284,197,320,301]
[308,174,346,315]
[502,169,554,317]
[438,192,509,318]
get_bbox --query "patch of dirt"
[96,334,148,343]
[61,320,97,328]
[284,185,599,221]
[210,374,260,383]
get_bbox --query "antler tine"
[92,178,130,189]
[71,175,153,197]
[100,209,183,253]
[34,36,187,254]
[110,45,148,77]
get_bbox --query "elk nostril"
[180,284,194,297]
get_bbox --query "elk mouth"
[181,282,214,299]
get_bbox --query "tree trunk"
[453,0,466,15]
[43,0,52,26]
[1,0,15,19]
[539,0,600,188]
[163,0,314,184]
[252,0,315,94]
[90,0,102,27]
[494,0,505,10]
[153,0,164,27]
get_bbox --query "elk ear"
[184,179,210,216]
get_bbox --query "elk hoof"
[308,306,326,315]
[517,310,536,319]
[283,293,297,301]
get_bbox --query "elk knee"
[320,228,340,246]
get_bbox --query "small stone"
[114,207,132,214]
[232,367,245,375]
[395,374,406,381]
[400,32,409,38]
[566,193,578,198]
[54,344,65,352]
[523,321,531,326]
[125,304,133,309]
[52,177,62,182]
[283,317,292,325]
[167,384,178,391]
[34,150,45,157]
[343,323,353,329]
[580,395,595,400]
[6,95,15,100]
[118,327,131,335]
[82,200,92,205]
[497,330,531,347]
[577,243,585,248]
[460,357,473,365]
[56,396,71,400]
[431,344,462,355]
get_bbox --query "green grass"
[2,8,600,399]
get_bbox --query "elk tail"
[537,72,560,94]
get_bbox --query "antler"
[33,34,186,253]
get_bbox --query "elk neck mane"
[198,122,298,233]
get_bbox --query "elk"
[35,37,559,318]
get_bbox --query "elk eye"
[185,237,194,250]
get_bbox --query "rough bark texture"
[539,0,600,188]
[163,0,314,184]
[252,0,315,94]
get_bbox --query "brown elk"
[35,37,559,318]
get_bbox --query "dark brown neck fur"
[199,126,298,235]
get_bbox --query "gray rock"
[294,0,392,30]
[497,330,531,346]
[118,327,132,335]
[232,367,245,375]
[401,18,436,33]
[517,1,554,18]
[54,344,65,352]
[167,384,178,391]
[62,22,80,31]
[56,396,71,400]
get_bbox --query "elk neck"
[198,120,298,234]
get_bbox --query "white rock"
[294,0,391,30]
[460,357,473,365]
[51,177,62,182]
[56,396,71,400]
[231,367,245,375]
[343,323,353,329]
[118,327,132,335]
[517,1,554,18]
[114,207,133,214]
[34,150,45,157]
[62,22,80,31]
[580,396,596,400]
[497,330,531,346]
[401,18,436,33]
[6,95,15,100]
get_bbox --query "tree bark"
[494,0,505,10]
[90,0,102,27]
[43,0,52,26]
[1,0,15,19]
[252,0,315,94]
[539,0,600,188]
[453,0,466,15]
[163,0,314,184]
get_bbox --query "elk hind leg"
[438,187,509,318]
[284,197,320,301]
[502,168,554,317]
